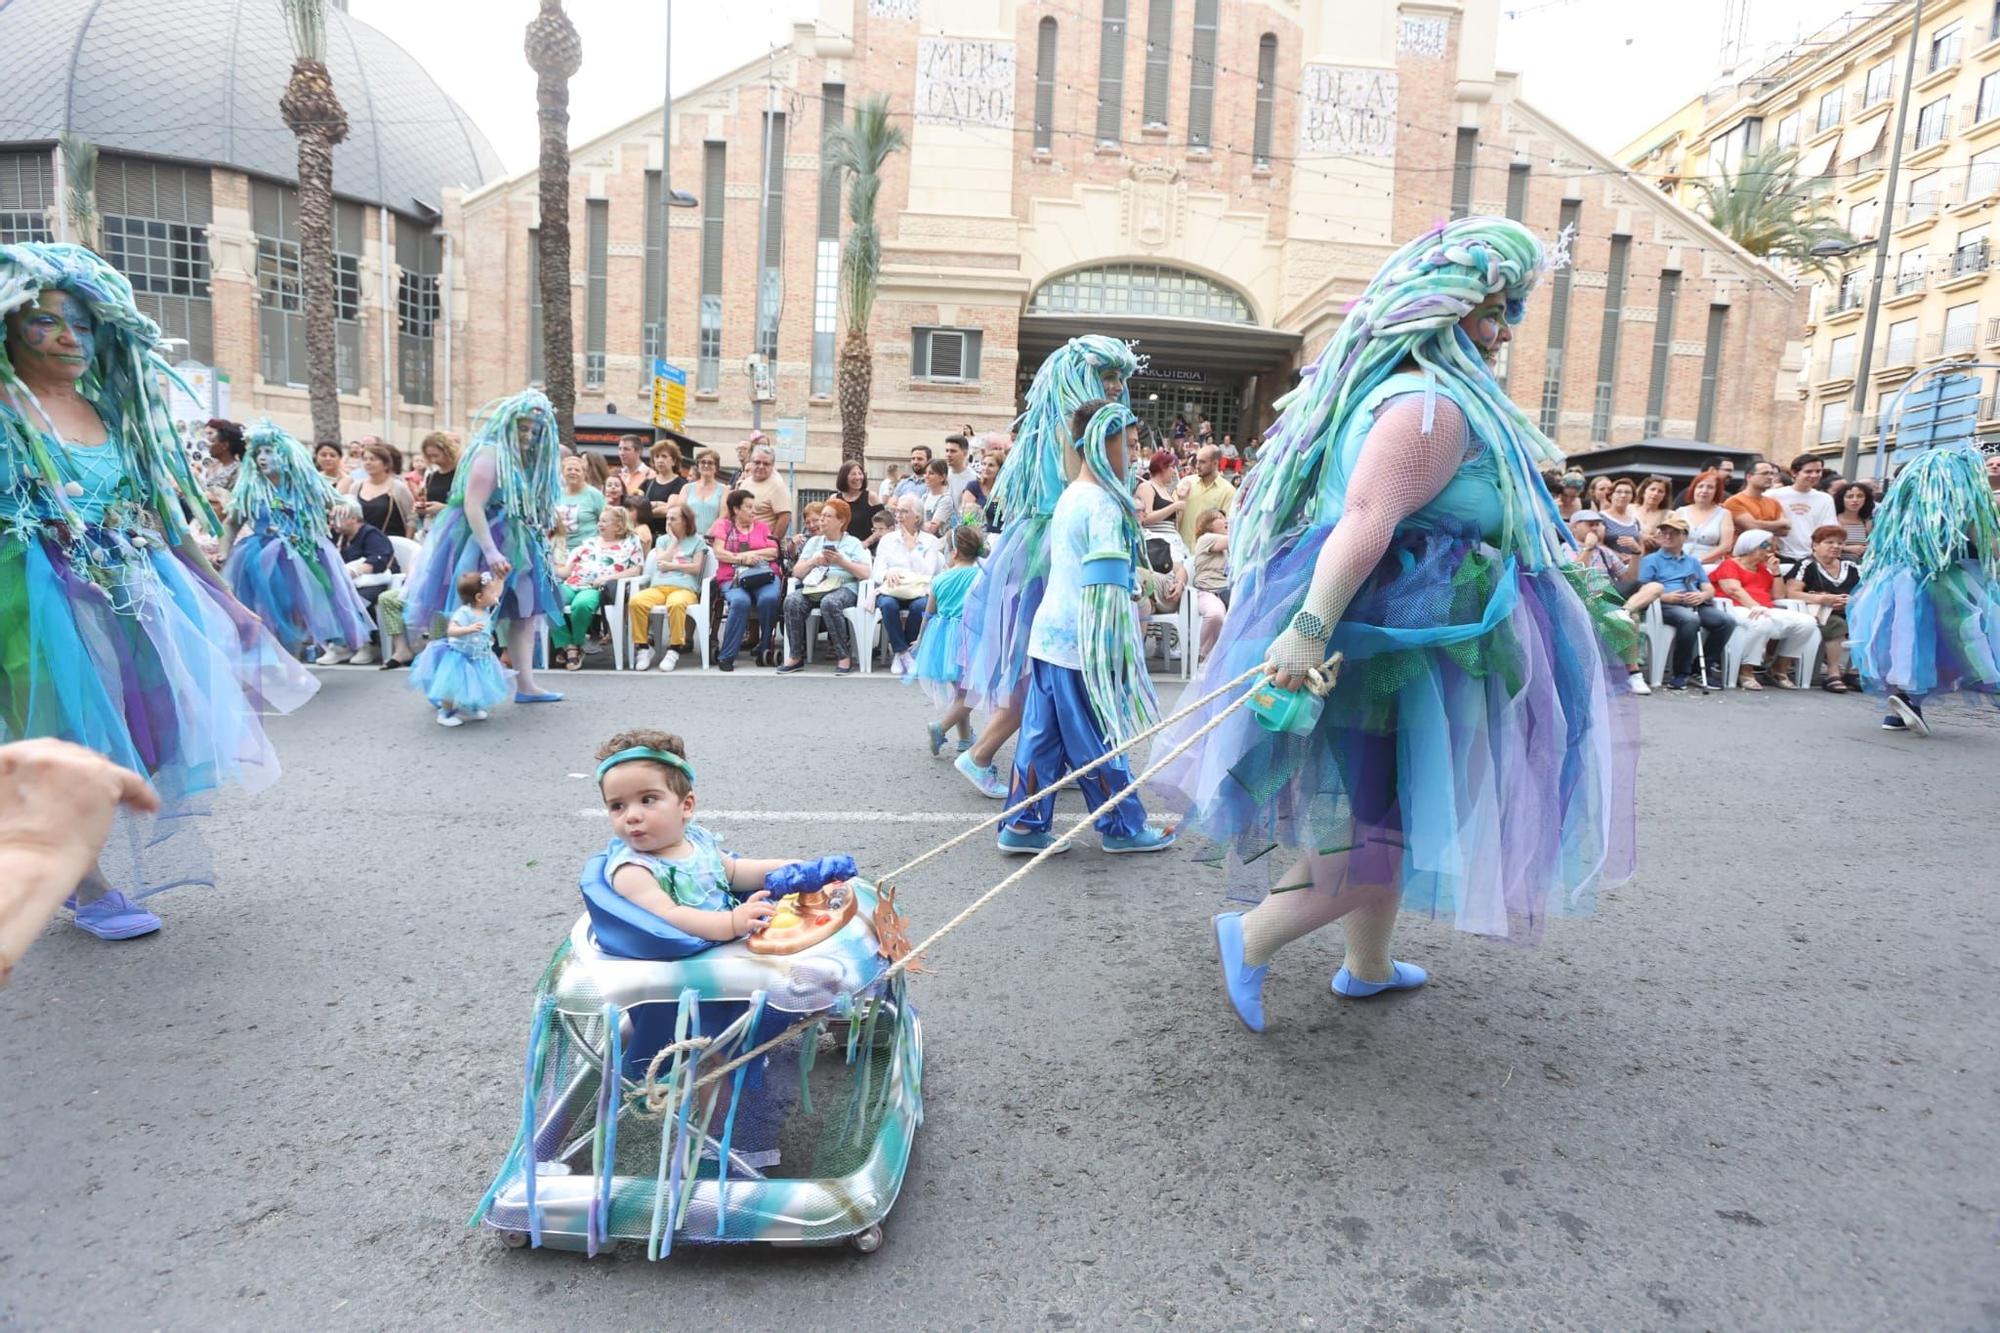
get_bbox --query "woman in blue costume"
[221,421,373,659]
[1149,217,1639,1031]
[0,242,318,940]
[403,390,566,703]
[1845,443,2000,736]
[955,334,1139,798]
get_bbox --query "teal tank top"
[1320,372,1504,543]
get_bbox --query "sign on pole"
[650,358,688,432]
[773,415,808,465]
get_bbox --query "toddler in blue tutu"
[410,571,510,727]
[912,524,986,756]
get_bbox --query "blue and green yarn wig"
[0,241,216,541]
[1864,444,2000,581]
[1069,399,1160,745]
[453,388,563,531]
[995,334,1140,523]
[1235,216,1570,574]
[232,419,342,545]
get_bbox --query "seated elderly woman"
[777,498,871,675]
[1788,523,1862,691]
[628,503,710,672]
[550,506,647,670]
[1709,529,1819,689]
[325,497,396,666]
[872,494,944,676]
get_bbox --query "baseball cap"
[1568,508,1606,523]
[1654,512,1690,532]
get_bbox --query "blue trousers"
[720,579,782,663]
[1004,658,1147,837]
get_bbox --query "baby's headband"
[596,746,697,785]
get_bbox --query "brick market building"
[453,0,1802,487]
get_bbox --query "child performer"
[1846,443,2000,735]
[596,729,842,951]
[409,571,510,727]
[998,400,1175,856]
[912,523,987,756]
[956,335,1139,798]
[220,420,374,662]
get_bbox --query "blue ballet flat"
[996,826,1071,856]
[1213,912,1268,1033]
[514,690,565,704]
[1331,960,1429,999]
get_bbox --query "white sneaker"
[436,709,462,728]
[660,649,680,672]
[349,645,377,665]
[317,645,352,665]
[633,647,653,671]
[463,708,489,721]
[1627,674,1651,696]
[892,651,910,677]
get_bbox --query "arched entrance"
[1018,261,1301,448]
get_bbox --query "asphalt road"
[3,666,1996,1331]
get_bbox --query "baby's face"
[601,763,693,852]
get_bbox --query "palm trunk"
[837,328,871,463]
[527,0,581,454]
[296,128,341,445]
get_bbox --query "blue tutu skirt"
[404,507,561,632]
[0,529,320,895]
[409,640,511,712]
[224,529,373,650]
[907,612,969,707]
[1148,524,1638,945]
[961,513,1049,710]
[1847,562,2000,700]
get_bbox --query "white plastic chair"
[1639,601,1674,688]
[792,575,870,668]
[359,535,422,658]
[1722,599,1822,691]
[1142,562,1199,682]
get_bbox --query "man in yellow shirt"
[1175,444,1236,550]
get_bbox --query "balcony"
[1905,125,1955,166]
[1986,315,2000,345]
[1940,240,1992,289]
[1959,99,2000,139]
[1926,326,1980,359]
[1825,283,1869,322]
[1874,336,1921,380]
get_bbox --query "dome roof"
[0,0,503,217]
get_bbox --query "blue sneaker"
[1889,694,1929,736]
[1213,913,1269,1033]
[1331,960,1429,999]
[926,722,946,757]
[997,826,1071,856]
[1101,825,1177,854]
[68,891,161,941]
[955,750,1008,799]
[514,690,564,704]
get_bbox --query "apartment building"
[1623,0,2000,461]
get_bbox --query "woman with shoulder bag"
[872,495,944,676]
[711,488,782,671]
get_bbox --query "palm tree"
[1694,144,1855,280]
[525,0,582,450]
[58,133,98,253]
[280,0,349,447]
[821,94,906,464]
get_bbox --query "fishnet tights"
[1240,852,1401,979]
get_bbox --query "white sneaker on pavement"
[1628,674,1651,696]
[661,649,680,672]
[349,645,377,665]
[633,647,653,671]
[317,645,351,665]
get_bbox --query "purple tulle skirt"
[404,506,561,632]
[1847,562,2000,700]
[961,513,1050,710]
[1148,524,1638,945]
[224,529,373,650]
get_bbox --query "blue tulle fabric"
[908,613,969,707]
[1148,385,1637,945]
[409,636,511,712]
[1847,562,2000,700]
[224,526,373,650]
[403,505,560,631]
[960,513,1049,709]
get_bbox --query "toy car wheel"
[500,1230,530,1250]
[849,1224,884,1255]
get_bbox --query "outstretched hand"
[732,891,778,935]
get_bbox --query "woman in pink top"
[711,488,782,670]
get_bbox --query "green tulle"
[1078,582,1158,746]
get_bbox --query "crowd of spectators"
[184,409,2000,702]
